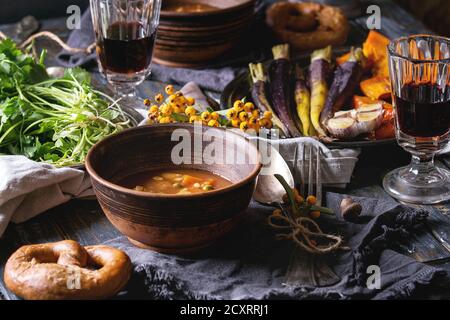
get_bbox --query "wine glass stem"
[115,85,137,99]
[410,154,435,176]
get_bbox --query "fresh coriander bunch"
[0,39,135,167]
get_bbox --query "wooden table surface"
[0,0,449,300]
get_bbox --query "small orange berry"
[185,106,197,117]
[243,102,255,113]
[155,93,164,104]
[201,111,211,122]
[189,115,202,124]
[231,118,241,128]
[226,108,238,119]
[306,195,317,205]
[210,112,220,120]
[159,116,172,124]
[208,119,219,127]
[238,111,249,122]
[248,117,258,126]
[149,105,159,114]
[240,121,249,131]
[251,109,260,118]
[143,98,151,106]
[186,97,195,106]
[168,94,177,104]
[233,100,244,112]
[263,111,273,119]
[310,210,321,219]
[165,85,174,95]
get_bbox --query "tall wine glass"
[384,35,450,204]
[90,0,161,101]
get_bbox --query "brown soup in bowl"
[120,169,232,195]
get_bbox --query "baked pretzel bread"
[267,2,350,51]
[4,240,132,300]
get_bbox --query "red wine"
[97,22,156,74]
[394,83,450,138]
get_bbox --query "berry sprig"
[145,86,274,133]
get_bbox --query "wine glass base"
[383,166,450,205]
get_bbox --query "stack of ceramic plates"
[155,0,256,68]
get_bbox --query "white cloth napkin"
[0,156,93,237]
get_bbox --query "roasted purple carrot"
[309,46,333,137]
[320,48,365,127]
[268,44,302,137]
[249,63,289,137]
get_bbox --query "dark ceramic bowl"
[85,124,262,253]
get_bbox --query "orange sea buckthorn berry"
[159,116,172,124]
[259,118,269,128]
[160,104,173,116]
[175,91,183,98]
[226,108,237,119]
[240,121,249,131]
[173,106,182,114]
[310,211,321,219]
[233,100,244,112]
[155,93,164,104]
[186,97,195,106]
[185,106,197,117]
[231,118,241,128]
[165,85,174,95]
[168,94,177,104]
[200,111,211,122]
[251,109,260,118]
[189,115,202,124]
[306,195,317,205]
[251,123,260,133]
[143,98,151,106]
[244,102,255,113]
[263,111,273,119]
[149,105,159,114]
[208,119,219,127]
[238,111,249,122]
[210,112,220,121]
[248,117,258,126]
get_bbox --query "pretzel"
[4,240,132,300]
[266,2,350,51]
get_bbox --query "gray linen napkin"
[103,190,447,300]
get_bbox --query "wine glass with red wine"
[90,0,161,102]
[384,35,450,204]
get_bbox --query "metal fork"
[285,143,340,287]
[297,144,322,205]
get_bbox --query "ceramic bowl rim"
[160,0,255,18]
[85,124,262,199]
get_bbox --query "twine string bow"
[268,212,345,255]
